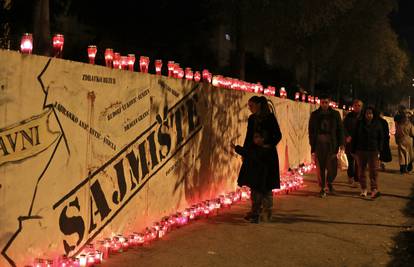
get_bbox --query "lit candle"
[34,258,44,267]
[295,92,300,101]
[113,52,121,69]
[20,33,33,54]
[52,33,64,58]
[280,87,287,98]
[212,76,220,87]
[167,61,175,77]
[139,56,150,73]
[155,59,162,75]
[194,71,201,82]
[173,64,179,78]
[104,48,114,67]
[185,67,193,80]
[120,56,128,70]
[94,251,102,264]
[202,69,209,82]
[87,253,95,265]
[78,254,87,267]
[87,45,97,65]
[127,54,135,71]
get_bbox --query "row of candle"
[18,33,282,98]
[18,33,352,108]
[28,163,315,267]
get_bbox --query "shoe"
[348,177,353,184]
[371,191,381,199]
[320,190,327,198]
[328,184,336,195]
[250,216,259,224]
[351,181,358,188]
[243,212,253,221]
[408,162,413,172]
[360,189,367,198]
[260,210,272,222]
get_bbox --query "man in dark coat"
[308,95,344,197]
[379,112,392,169]
[343,99,363,187]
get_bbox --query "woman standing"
[232,96,282,223]
[352,107,383,199]
[394,110,414,174]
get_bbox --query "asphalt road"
[101,146,414,267]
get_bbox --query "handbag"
[337,148,348,171]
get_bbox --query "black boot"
[250,215,259,224]
[408,162,413,172]
[400,165,407,174]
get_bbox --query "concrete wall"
[1,49,317,266]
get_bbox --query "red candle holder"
[212,75,220,87]
[178,68,184,79]
[185,67,193,80]
[120,56,128,70]
[104,48,114,68]
[139,56,149,73]
[113,52,121,69]
[20,33,33,54]
[87,45,97,64]
[202,69,209,82]
[280,87,287,98]
[194,71,201,82]
[155,59,162,75]
[301,94,306,102]
[167,61,175,77]
[295,92,300,101]
[173,64,180,78]
[256,83,263,94]
[127,54,135,71]
[79,254,87,267]
[52,33,64,58]
[207,73,212,83]
[34,258,44,267]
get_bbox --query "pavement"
[101,146,414,267]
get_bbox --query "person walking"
[351,107,383,198]
[379,112,392,170]
[394,108,414,174]
[343,99,363,187]
[308,94,344,198]
[232,96,282,223]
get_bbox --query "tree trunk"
[33,0,50,56]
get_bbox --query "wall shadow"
[171,84,246,206]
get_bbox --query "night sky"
[392,0,414,56]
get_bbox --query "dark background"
[1,0,413,113]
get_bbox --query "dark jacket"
[351,119,384,153]
[308,107,344,154]
[237,113,282,193]
[379,117,392,162]
[343,111,362,153]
